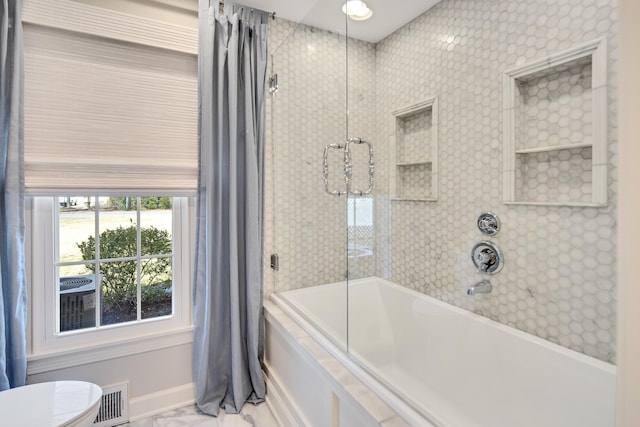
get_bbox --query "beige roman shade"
[22,0,198,195]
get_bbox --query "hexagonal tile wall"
[265,0,617,364]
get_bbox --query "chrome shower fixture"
[323,137,374,196]
[269,73,278,94]
[467,280,492,295]
[471,241,504,275]
[477,212,500,235]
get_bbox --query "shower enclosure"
[267,2,380,350]
[265,0,617,424]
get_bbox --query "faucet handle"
[474,248,496,271]
[471,241,504,275]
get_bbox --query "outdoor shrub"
[77,225,172,316]
[107,197,172,211]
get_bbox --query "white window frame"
[27,196,194,374]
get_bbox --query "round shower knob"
[471,241,504,275]
[477,212,500,236]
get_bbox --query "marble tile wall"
[264,18,377,293]
[375,0,617,363]
[515,62,593,151]
[265,0,618,363]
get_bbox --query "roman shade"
[22,0,198,195]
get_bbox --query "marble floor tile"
[127,403,279,427]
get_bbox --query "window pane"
[141,257,172,320]
[140,197,172,256]
[54,195,177,334]
[98,196,138,240]
[58,264,97,332]
[100,260,137,326]
[59,196,95,263]
[347,197,374,256]
[58,263,93,278]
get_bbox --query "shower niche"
[503,38,608,206]
[391,96,439,201]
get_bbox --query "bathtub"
[274,277,616,427]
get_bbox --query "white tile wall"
[265,0,617,363]
[516,61,593,151]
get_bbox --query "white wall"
[28,344,195,419]
[616,0,640,424]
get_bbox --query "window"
[57,196,175,332]
[347,197,374,258]
[22,0,197,365]
[29,196,194,356]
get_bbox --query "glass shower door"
[269,6,350,351]
[344,20,391,370]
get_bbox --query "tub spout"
[467,280,492,296]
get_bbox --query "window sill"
[27,326,194,375]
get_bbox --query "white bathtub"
[278,277,616,427]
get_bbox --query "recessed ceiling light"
[342,0,373,21]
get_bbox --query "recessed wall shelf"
[503,38,607,207]
[514,142,593,154]
[396,160,432,166]
[390,96,439,202]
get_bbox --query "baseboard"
[128,382,196,421]
[127,375,293,424]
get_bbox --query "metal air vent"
[93,382,129,427]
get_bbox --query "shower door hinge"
[269,74,279,94]
[270,254,279,271]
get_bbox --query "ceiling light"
[342,0,373,21]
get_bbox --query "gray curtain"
[0,0,26,391]
[193,1,268,415]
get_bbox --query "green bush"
[77,225,172,319]
[108,197,172,211]
[141,197,172,210]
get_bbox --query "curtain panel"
[193,1,268,415]
[0,0,27,391]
